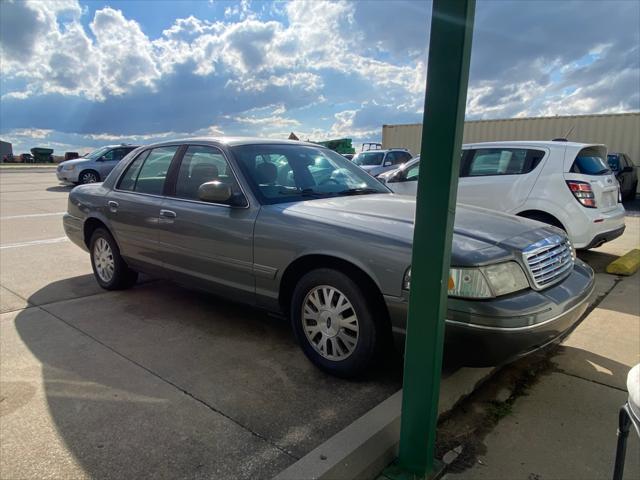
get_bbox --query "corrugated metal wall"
[383,111,640,168]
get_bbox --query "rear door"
[106,145,180,270]
[458,147,547,212]
[157,144,259,304]
[564,146,619,211]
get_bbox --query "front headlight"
[402,261,529,299]
[63,164,75,171]
[449,262,529,299]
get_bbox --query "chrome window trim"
[112,142,251,210]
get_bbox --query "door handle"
[107,201,119,213]
[159,209,177,219]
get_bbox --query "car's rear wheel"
[90,228,137,290]
[290,268,379,377]
[79,170,100,184]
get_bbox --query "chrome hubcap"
[302,285,359,361]
[93,237,115,282]
[82,173,97,183]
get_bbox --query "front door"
[157,144,259,304]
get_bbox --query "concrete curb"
[274,391,402,480]
[606,249,640,276]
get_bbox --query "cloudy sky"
[1,0,639,155]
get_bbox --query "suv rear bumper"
[583,224,626,249]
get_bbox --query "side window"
[101,149,115,161]
[467,148,542,176]
[385,152,396,165]
[112,148,130,161]
[117,151,149,191]
[175,145,240,201]
[405,163,420,181]
[400,152,413,164]
[117,146,178,195]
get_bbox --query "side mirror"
[198,181,232,203]
[383,161,392,167]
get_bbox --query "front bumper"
[385,260,595,366]
[57,169,79,183]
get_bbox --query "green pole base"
[381,459,446,480]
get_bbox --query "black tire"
[290,268,380,377]
[89,228,138,290]
[79,170,100,184]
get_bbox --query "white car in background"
[379,141,625,249]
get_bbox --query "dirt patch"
[435,350,554,473]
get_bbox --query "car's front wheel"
[79,170,100,184]
[90,228,138,290]
[290,268,380,377]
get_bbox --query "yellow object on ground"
[606,249,640,276]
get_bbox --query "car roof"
[142,137,320,149]
[463,140,605,149]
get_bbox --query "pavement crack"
[553,369,627,392]
[35,304,300,462]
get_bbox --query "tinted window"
[175,145,239,201]
[607,154,620,171]
[353,151,384,166]
[466,148,544,176]
[117,151,148,191]
[571,153,610,175]
[405,162,420,181]
[232,144,388,205]
[112,148,133,161]
[117,146,178,195]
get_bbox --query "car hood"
[273,194,562,266]
[59,158,90,168]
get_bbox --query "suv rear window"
[571,148,610,175]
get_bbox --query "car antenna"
[552,125,575,142]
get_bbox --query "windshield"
[84,146,111,160]
[353,151,384,166]
[231,144,390,205]
[607,154,620,171]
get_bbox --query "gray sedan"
[63,138,594,377]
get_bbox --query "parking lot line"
[0,237,69,250]
[0,212,66,220]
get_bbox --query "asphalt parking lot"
[1,168,638,479]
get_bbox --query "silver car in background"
[57,144,139,184]
[351,148,413,177]
[63,138,594,377]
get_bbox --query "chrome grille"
[523,235,574,290]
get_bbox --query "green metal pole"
[397,0,475,476]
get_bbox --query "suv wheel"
[290,268,379,377]
[79,170,100,184]
[90,228,138,290]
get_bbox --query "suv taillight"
[566,180,596,208]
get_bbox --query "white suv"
[380,141,626,249]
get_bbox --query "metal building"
[382,112,640,180]
[0,140,13,160]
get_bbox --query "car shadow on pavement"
[46,185,73,192]
[577,250,619,274]
[12,277,403,478]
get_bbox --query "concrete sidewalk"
[445,271,640,480]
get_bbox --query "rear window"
[464,148,545,177]
[571,148,611,175]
